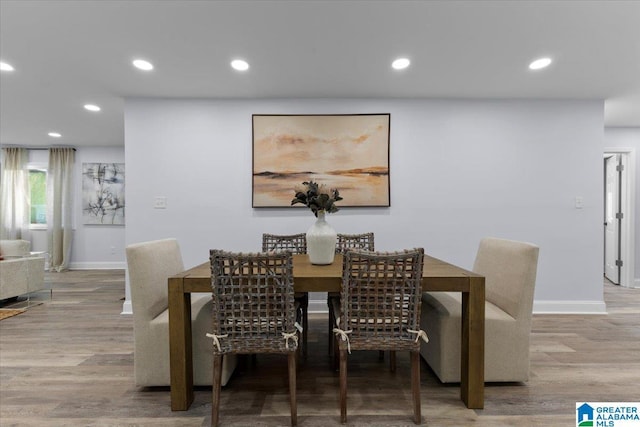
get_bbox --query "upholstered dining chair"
[262,232,309,356]
[419,237,539,383]
[329,233,375,356]
[332,248,426,424]
[125,238,237,388]
[208,250,300,427]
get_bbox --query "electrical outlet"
[575,196,584,209]
[154,197,167,209]
[110,246,116,255]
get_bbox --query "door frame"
[604,147,636,288]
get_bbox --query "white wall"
[604,127,640,287]
[71,147,126,268]
[28,146,126,269]
[125,98,606,313]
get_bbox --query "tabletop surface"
[173,254,482,293]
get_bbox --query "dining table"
[168,253,485,411]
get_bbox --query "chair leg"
[302,303,308,358]
[328,301,334,356]
[411,351,421,425]
[212,354,223,427]
[332,333,339,371]
[340,349,347,424]
[296,335,302,363]
[390,350,396,372]
[288,352,297,426]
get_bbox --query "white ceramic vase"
[306,210,337,265]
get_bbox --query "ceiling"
[1,0,639,148]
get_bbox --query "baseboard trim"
[68,262,126,270]
[117,297,613,316]
[121,299,132,315]
[533,300,607,314]
[309,300,329,314]
[309,299,609,315]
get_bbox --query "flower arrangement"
[291,180,343,217]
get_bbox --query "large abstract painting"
[82,163,125,225]
[252,114,390,208]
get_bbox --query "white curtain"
[47,147,75,272]
[0,147,30,240]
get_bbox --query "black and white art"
[82,163,125,225]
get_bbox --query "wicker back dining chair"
[262,233,307,254]
[262,233,309,356]
[329,233,375,356]
[208,250,299,427]
[335,232,375,253]
[332,248,426,424]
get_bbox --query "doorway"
[603,149,636,287]
[604,154,621,284]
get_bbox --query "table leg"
[460,276,485,409]
[169,276,194,411]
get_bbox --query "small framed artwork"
[252,114,390,208]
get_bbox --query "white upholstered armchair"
[126,238,236,387]
[419,237,539,383]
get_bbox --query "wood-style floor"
[0,270,638,426]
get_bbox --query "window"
[29,167,47,225]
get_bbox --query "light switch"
[574,196,584,209]
[154,197,167,209]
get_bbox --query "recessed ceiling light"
[392,58,411,70]
[231,59,249,71]
[48,132,62,138]
[0,61,15,72]
[133,59,154,71]
[529,57,552,70]
[84,104,101,112]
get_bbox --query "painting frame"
[82,162,125,225]
[252,113,390,208]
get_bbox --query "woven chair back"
[340,248,425,351]
[209,250,298,354]
[262,233,307,254]
[336,232,375,253]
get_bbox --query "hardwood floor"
[1,270,638,426]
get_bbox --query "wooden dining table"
[168,253,485,411]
